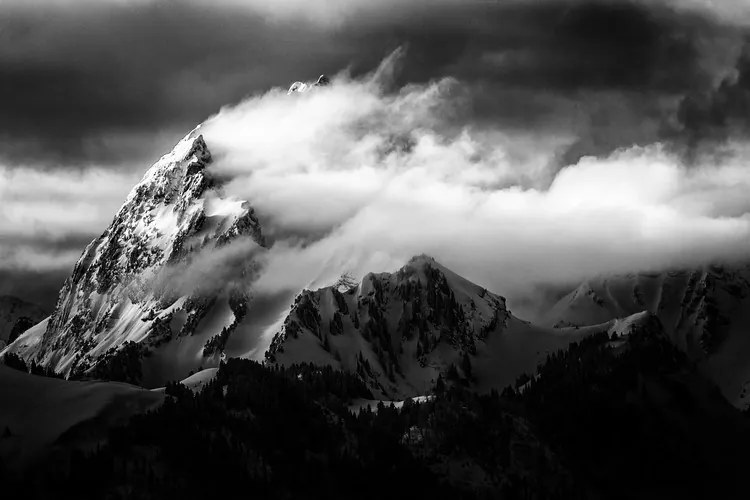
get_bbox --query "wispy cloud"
[0,163,138,271]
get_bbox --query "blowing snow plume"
[199,49,750,300]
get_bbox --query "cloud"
[1,0,747,168]
[147,237,264,298]
[0,2,361,166]
[673,44,750,152]
[0,163,138,272]
[4,0,750,308]
[12,0,744,27]
[663,0,750,24]
[197,52,750,302]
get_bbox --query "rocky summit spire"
[288,73,331,94]
[6,129,265,384]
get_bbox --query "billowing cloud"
[198,53,750,303]
[4,0,750,308]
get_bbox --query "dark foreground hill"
[3,317,749,500]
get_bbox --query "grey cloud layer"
[2,0,749,167]
[3,0,750,307]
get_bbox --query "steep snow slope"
[177,367,219,393]
[2,130,265,386]
[267,256,611,398]
[0,365,163,466]
[545,265,750,407]
[0,296,46,347]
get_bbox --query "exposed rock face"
[4,130,265,384]
[547,267,748,350]
[545,264,750,407]
[287,74,331,94]
[266,255,600,398]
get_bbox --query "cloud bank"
[199,52,750,302]
[2,0,749,168]
[5,0,750,307]
[0,163,140,306]
[0,165,139,270]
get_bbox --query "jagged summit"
[1,122,668,400]
[267,256,507,397]
[4,130,265,384]
[266,255,597,398]
[287,74,331,94]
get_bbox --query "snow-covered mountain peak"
[4,129,265,383]
[126,131,212,211]
[264,256,593,398]
[287,74,331,94]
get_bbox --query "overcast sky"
[2,0,750,308]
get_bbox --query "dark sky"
[2,0,750,308]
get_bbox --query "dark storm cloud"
[0,3,358,166]
[0,234,93,252]
[0,234,93,308]
[0,0,746,168]
[346,0,745,166]
[674,41,750,149]
[0,268,67,310]
[3,0,750,308]
[356,1,701,91]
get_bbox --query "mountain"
[0,365,163,467]
[266,255,650,398]
[1,125,604,397]
[7,326,750,500]
[544,264,750,407]
[1,358,582,500]
[508,318,750,499]
[1,120,748,499]
[0,120,690,405]
[0,296,45,348]
[287,73,330,94]
[2,129,265,386]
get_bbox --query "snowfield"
[0,365,163,466]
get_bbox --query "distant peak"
[288,74,331,95]
[408,254,436,263]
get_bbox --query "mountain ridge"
[267,255,625,398]
[4,122,746,408]
[0,295,46,347]
[545,263,750,407]
[3,130,265,385]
